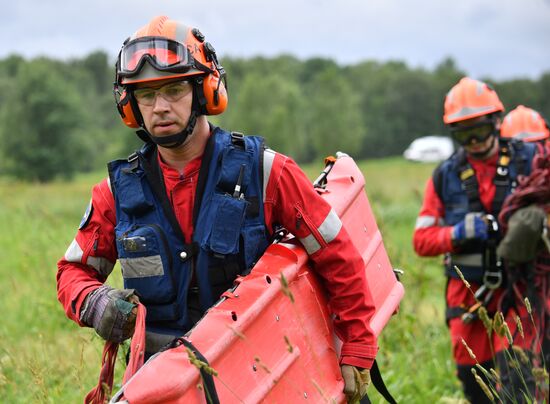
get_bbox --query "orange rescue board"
[111,154,404,404]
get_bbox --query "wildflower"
[514,315,524,339]
[523,297,532,315]
[471,368,494,402]
[511,346,529,365]
[280,273,295,303]
[454,266,470,289]
[493,312,505,337]
[461,338,477,361]
[478,306,492,334]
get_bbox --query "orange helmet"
[443,77,504,124]
[500,105,549,142]
[114,16,228,128]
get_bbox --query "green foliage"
[0,53,548,182]
[0,60,88,181]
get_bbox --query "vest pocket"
[203,193,247,255]
[116,223,176,305]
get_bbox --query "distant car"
[403,135,454,163]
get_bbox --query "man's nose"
[152,93,171,111]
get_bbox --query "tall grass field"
[0,156,469,403]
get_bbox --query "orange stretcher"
[110,153,404,404]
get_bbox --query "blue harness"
[108,128,269,335]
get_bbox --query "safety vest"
[433,139,536,282]
[108,128,269,336]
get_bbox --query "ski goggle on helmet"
[118,36,206,83]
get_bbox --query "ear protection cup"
[116,89,141,128]
[200,69,228,115]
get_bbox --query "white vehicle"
[403,135,455,163]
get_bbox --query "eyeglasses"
[133,81,193,106]
[450,121,495,146]
[118,37,195,78]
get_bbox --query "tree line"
[0,52,548,182]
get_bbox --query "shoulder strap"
[491,140,512,214]
[455,149,484,213]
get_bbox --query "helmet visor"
[450,121,495,146]
[119,37,193,78]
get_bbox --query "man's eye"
[164,85,185,97]
[136,90,155,100]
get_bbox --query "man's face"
[133,78,194,138]
[451,115,498,158]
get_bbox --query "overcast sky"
[3,0,550,80]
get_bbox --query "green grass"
[0,157,467,403]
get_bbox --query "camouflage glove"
[341,365,371,403]
[80,285,139,343]
[497,205,546,264]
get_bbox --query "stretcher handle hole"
[231,311,238,321]
[265,275,272,284]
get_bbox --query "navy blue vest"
[108,128,270,335]
[433,139,536,282]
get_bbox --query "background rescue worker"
[501,104,550,155]
[497,149,550,401]
[413,77,537,402]
[56,16,375,401]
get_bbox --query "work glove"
[452,212,488,244]
[341,365,371,403]
[80,285,139,343]
[497,205,546,264]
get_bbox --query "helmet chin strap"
[469,134,497,159]
[136,111,198,149]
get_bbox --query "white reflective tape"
[263,149,276,198]
[451,253,483,267]
[299,234,322,255]
[448,106,494,121]
[318,208,342,244]
[107,176,112,193]
[415,215,437,229]
[64,239,83,263]
[120,255,164,278]
[88,256,115,277]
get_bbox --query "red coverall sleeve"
[412,178,455,256]
[56,178,117,326]
[264,152,378,369]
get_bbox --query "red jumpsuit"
[57,145,378,369]
[413,152,534,367]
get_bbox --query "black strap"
[139,146,187,243]
[369,359,397,404]
[173,337,220,404]
[456,149,484,213]
[491,142,512,214]
[192,130,217,227]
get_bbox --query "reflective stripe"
[64,238,115,277]
[88,256,115,277]
[298,209,342,255]
[515,131,545,140]
[107,176,112,193]
[451,253,483,267]
[448,106,495,121]
[64,239,83,263]
[318,208,342,244]
[263,148,275,198]
[415,215,437,229]
[120,255,164,278]
[299,234,321,255]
